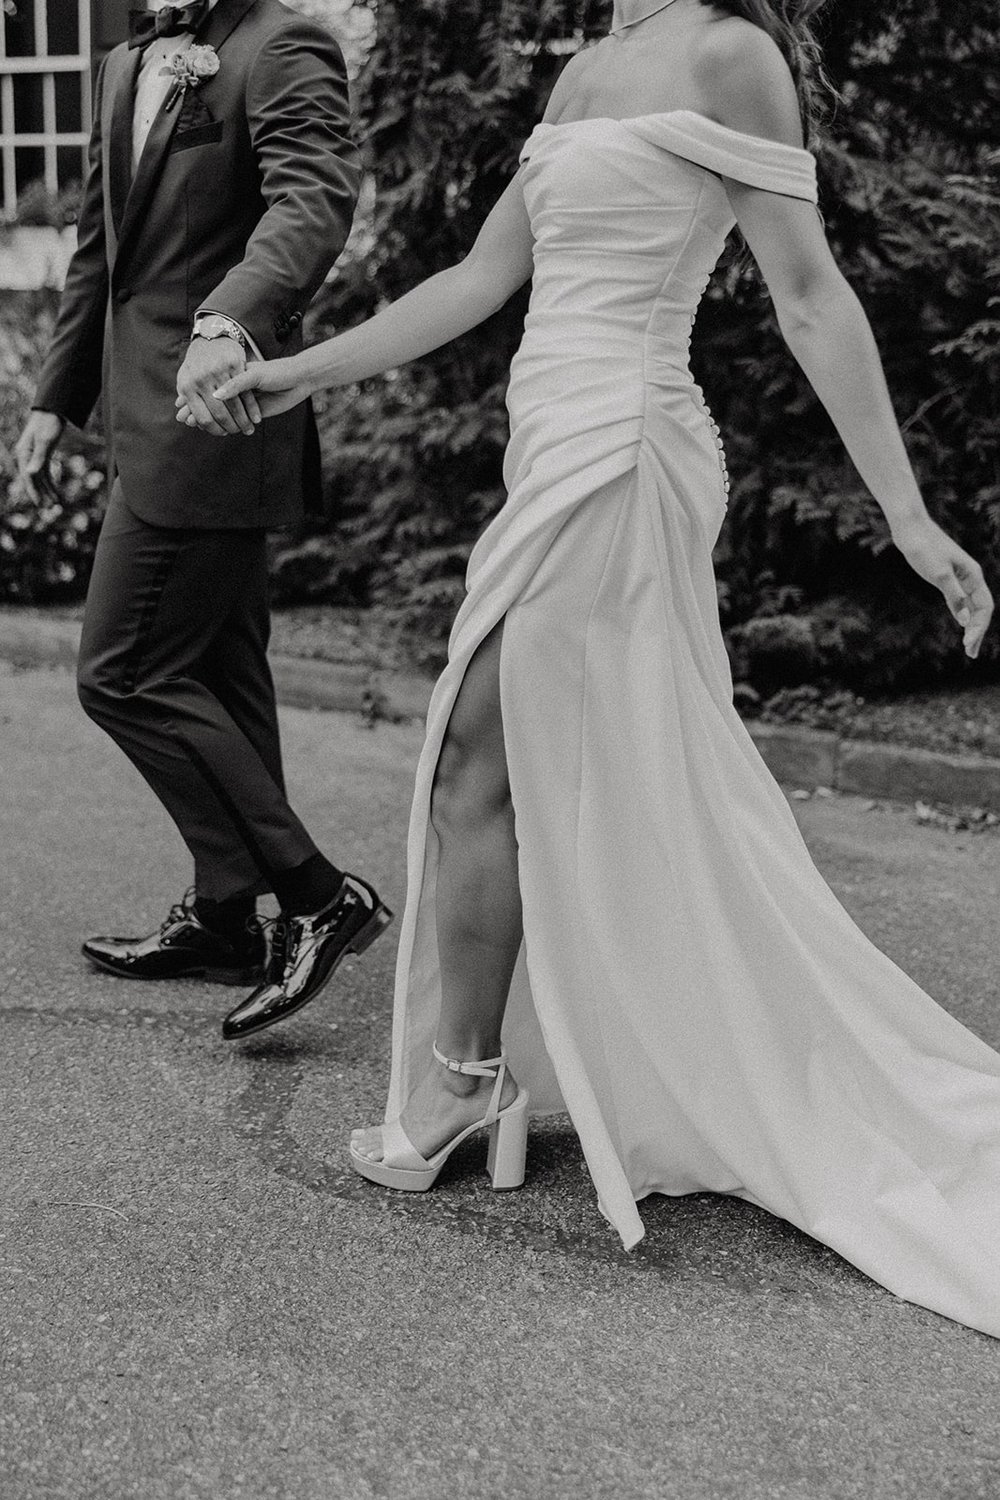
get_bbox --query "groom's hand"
[14,410,64,503]
[176,337,260,437]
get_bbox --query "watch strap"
[191,314,250,354]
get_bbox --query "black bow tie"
[128,1,212,49]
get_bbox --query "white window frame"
[0,0,92,217]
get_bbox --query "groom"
[16,0,391,1040]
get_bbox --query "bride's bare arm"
[697,22,992,656]
[209,49,592,419]
[210,173,534,410]
[303,174,534,389]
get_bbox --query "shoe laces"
[255,912,291,977]
[162,887,197,932]
[259,904,336,981]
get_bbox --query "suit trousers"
[77,482,319,900]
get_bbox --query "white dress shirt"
[132,0,220,173]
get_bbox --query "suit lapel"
[196,0,258,54]
[113,0,259,269]
[108,46,141,240]
[115,87,184,257]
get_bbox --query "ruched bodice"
[383,113,1000,1341]
[520,112,812,332]
[517,111,816,356]
[520,123,730,363]
[497,114,819,552]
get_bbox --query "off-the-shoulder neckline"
[531,109,811,156]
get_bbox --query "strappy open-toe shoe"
[349,1044,530,1192]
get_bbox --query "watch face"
[199,319,245,346]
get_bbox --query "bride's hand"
[175,356,312,427]
[890,512,993,659]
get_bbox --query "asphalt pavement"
[3,661,1000,1500]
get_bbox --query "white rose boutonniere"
[160,44,221,111]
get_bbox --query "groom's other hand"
[15,410,64,502]
[176,336,260,437]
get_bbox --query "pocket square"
[170,119,225,153]
[176,89,214,132]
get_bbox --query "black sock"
[271,853,344,917]
[194,892,257,943]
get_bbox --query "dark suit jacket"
[33,0,362,529]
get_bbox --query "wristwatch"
[191,312,251,355]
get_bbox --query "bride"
[207,0,1000,1336]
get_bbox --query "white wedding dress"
[383,112,1000,1338]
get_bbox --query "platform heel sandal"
[349,1044,530,1193]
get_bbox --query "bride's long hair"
[703,0,838,144]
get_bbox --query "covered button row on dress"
[691,381,731,498]
[709,412,731,496]
[688,281,730,498]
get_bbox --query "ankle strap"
[432,1042,505,1079]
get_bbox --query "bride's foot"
[352,1046,522,1165]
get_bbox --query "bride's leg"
[432,617,522,1057]
[354,618,522,1162]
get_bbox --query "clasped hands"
[174,335,259,436]
[175,336,310,435]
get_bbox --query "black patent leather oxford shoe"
[82,893,266,985]
[221,874,393,1040]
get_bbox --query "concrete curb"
[746,721,1000,814]
[0,608,431,722]
[5,608,1000,812]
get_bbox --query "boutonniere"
[161,44,220,111]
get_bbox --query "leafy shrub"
[0,454,106,602]
[726,614,820,692]
[274,0,559,652]
[707,107,1000,691]
[0,290,106,602]
[286,0,1000,691]
[4,0,998,700]
[756,683,864,732]
[7,180,82,229]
